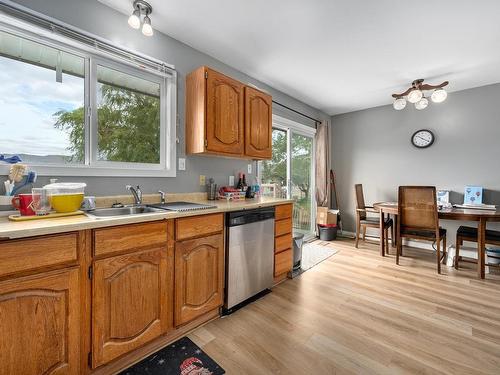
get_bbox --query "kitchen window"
[0,17,176,177]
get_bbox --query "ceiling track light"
[392,79,449,111]
[127,0,154,36]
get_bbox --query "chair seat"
[360,217,393,228]
[401,227,447,239]
[457,226,500,242]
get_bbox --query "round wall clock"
[411,129,435,149]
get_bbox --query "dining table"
[373,201,500,279]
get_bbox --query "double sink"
[85,201,217,218]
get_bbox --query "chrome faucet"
[158,190,166,205]
[126,185,142,205]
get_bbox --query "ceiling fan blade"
[420,81,449,90]
[392,87,415,98]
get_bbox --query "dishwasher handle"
[227,207,275,227]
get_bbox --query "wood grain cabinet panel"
[92,247,172,367]
[94,221,168,257]
[175,233,224,326]
[245,86,272,159]
[176,213,223,241]
[206,69,245,155]
[274,248,293,277]
[275,218,292,237]
[275,204,293,221]
[275,233,293,254]
[0,268,80,375]
[0,233,78,278]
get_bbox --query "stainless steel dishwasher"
[224,207,275,313]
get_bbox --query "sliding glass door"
[291,133,314,233]
[260,116,316,236]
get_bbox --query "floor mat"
[292,241,338,277]
[120,336,225,375]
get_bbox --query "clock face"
[411,129,434,148]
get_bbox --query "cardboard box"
[316,207,339,225]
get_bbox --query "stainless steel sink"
[85,205,163,218]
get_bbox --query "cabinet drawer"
[275,204,292,220]
[176,213,223,241]
[274,248,292,277]
[0,233,78,278]
[275,218,292,237]
[94,221,168,257]
[275,233,292,254]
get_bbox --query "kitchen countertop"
[0,197,293,240]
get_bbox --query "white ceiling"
[99,0,500,115]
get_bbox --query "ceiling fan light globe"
[128,10,141,29]
[142,15,154,36]
[431,88,447,103]
[415,97,429,110]
[393,98,406,110]
[407,89,423,104]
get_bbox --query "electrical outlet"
[229,175,235,186]
[199,175,206,186]
[247,163,252,174]
[178,158,186,171]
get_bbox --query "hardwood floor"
[189,238,500,374]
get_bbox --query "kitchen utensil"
[8,163,26,183]
[11,193,35,216]
[31,188,51,215]
[43,182,86,213]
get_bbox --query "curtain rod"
[272,100,322,124]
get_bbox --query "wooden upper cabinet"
[0,268,80,375]
[206,69,245,155]
[92,247,173,367]
[245,86,272,159]
[186,66,272,159]
[175,233,224,327]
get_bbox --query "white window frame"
[0,13,177,177]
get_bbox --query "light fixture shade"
[393,97,406,110]
[431,88,447,103]
[407,89,423,103]
[128,9,141,29]
[142,16,154,36]
[415,97,429,110]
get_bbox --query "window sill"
[0,164,177,178]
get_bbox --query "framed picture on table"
[464,186,483,205]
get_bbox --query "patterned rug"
[120,337,225,375]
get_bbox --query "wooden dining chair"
[354,184,393,249]
[455,226,500,269]
[397,186,447,273]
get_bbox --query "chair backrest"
[354,184,367,220]
[398,186,439,233]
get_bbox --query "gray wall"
[2,0,328,196]
[331,83,500,241]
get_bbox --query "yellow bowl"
[50,193,84,213]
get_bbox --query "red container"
[11,194,35,216]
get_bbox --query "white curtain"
[315,119,330,207]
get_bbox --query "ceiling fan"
[392,79,449,110]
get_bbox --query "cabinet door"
[175,233,224,326]
[0,268,80,375]
[206,68,244,155]
[245,86,272,159]
[92,247,172,367]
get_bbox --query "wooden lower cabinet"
[92,247,173,368]
[174,233,224,326]
[0,268,80,375]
